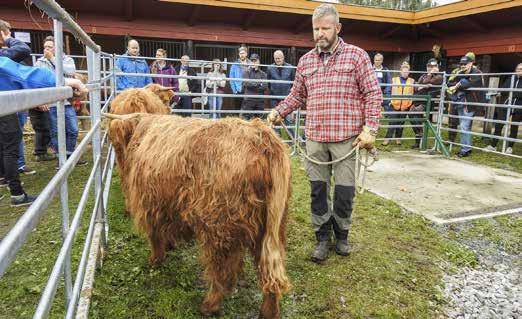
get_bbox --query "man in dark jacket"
[174,55,201,116]
[410,58,443,148]
[447,55,485,157]
[267,50,295,135]
[485,63,522,155]
[0,20,36,206]
[241,53,267,120]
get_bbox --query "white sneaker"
[484,145,496,152]
[505,147,513,154]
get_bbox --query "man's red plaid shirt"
[276,39,382,142]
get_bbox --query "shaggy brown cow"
[110,87,170,115]
[144,83,175,107]
[107,113,291,318]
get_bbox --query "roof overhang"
[159,0,522,24]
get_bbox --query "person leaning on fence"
[383,62,415,146]
[447,51,476,145]
[485,63,522,155]
[410,58,443,149]
[446,54,486,157]
[267,4,382,263]
[35,36,86,167]
[229,46,251,110]
[267,50,296,136]
[205,58,226,119]
[241,53,268,120]
[373,53,392,113]
[0,57,87,206]
[115,39,152,91]
[0,19,38,177]
[175,55,200,116]
[150,48,180,107]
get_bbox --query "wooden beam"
[124,0,134,21]
[294,16,310,34]
[461,16,487,32]
[420,24,444,38]
[242,10,256,30]
[187,5,201,26]
[380,25,402,39]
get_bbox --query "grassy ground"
[0,135,519,318]
[88,158,478,319]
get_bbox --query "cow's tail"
[259,142,291,296]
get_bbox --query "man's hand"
[352,126,377,150]
[44,48,54,60]
[1,30,11,43]
[36,105,50,112]
[64,78,88,95]
[266,109,282,126]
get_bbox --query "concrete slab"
[365,151,522,223]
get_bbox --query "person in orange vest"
[383,62,415,145]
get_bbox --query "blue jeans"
[457,106,475,153]
[49,105,79,156]
[17,112,28,169]
[208,96,223,119]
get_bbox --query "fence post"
[53,18,73,304]
[87,47,107,248]
[422,95,432,151]
[435,73,447,152]
[501,74,515,153]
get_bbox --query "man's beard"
[316,36,336,51]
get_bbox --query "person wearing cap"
[241,53,268,120]
[410,58,443,148]
[267,4,382,262]
[485,63,522,155]
[446,54,485,157]
[229,46,251,110]
[446,52,475,144]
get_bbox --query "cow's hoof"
[200,303,222,317]
[148,255,165,267]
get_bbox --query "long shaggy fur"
[110,87,170,115]
[144,83,175,107]
[108,114,291,318]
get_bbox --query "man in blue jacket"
[0,57,86,206]
[229,46,250,110]
[116,39,152,91]
[373,53,392,113]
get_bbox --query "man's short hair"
[44,36,54,43]
[312,4,340,24]
[374,53,383,59]
[0,19,11,33]
[238,46,248,54]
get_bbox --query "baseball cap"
[249,53,260,61]
[426,58,438,67]
[459,56,472,64]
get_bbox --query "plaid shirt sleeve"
[275,62,306,117]
[355,52,382,131]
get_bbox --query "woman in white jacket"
[206,59,226,119]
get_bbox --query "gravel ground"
[437,221,522,319]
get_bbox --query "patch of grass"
[445,215,522,255]
[89,158,478,318]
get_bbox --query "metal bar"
[31,0,100,52]
[0,87,72,116]
[446,100,522,110]
[422,95,432,150]
[442,140,522,159]
[53,19,73,304]
[440,127,521,144]
[435,74,448,152]
[502,75,515,153]
[442,114,522,126]
[87,47,107,248]
[33,155,101,319]
[426,121,450,157]
[0,120,100,278]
